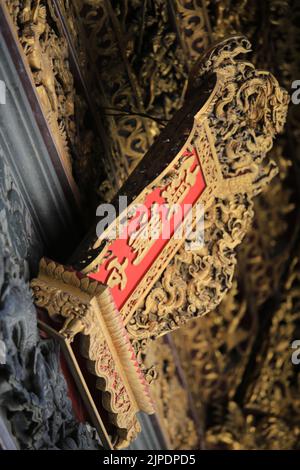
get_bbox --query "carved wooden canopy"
[31,36,288,448]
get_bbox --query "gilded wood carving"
[3,0,298,452]
[127,36,289,342]
[29,35,288,447]
[31,258,154,449]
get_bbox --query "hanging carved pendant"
[30,36,288,448]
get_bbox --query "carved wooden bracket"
[31,258,154,448]
[30,36,289,447]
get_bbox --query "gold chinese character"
[162,155,199,208]
[129,208,162,265]
[106,257,129,291]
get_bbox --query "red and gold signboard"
[83,116,222,323]
[87,149,205,308]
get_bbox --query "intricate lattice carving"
[204,254,300,450]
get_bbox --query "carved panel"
[29,35,288,450]
[127,37,289,342]
[5,0,111,209]
[4,0,298,451]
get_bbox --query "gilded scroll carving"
[127,36,289,342]
[74,0,188,174]
[5,0,112,207]
[175,0,211,63]
[173,279,252,415]
[245,256,300,419]
[75,0,151,173]
[19,4,290,447]
[27,36,287,450]
[4,0,298,452]
[203,255,300,450]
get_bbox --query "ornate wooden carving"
[127,36,289,342]
[6,0,74,174]
[31,258,154,449]
[165,0,300,451]
[29,35,288,447]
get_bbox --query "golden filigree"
[174,0,211,63]
[204,254,300,450]
[9,0,74,173]
[15,0,295,449]
[173,279,250,411]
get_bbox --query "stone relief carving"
[0,144,99,450]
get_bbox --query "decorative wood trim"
[0,0,81,212]
[31,258,154,449]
